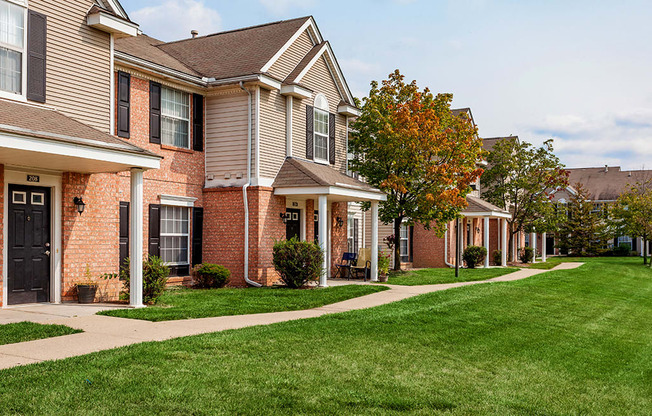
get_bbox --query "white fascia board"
[159,194,197,207]
[105,0,130,20]
[463,211,512,219]
[338,104,360,117]
[293,44,328,83]
[280,84,312,99]
[87,12,138,38]
[115,52,206,86]
[293,43,355,105]
[274,186,386,201]
[257,75,281,90]
[0,132,161,170]
[260,18,316,73]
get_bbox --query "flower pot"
[77,284,98,304]
[379,273,389,282]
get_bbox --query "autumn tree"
[557,183,612,256]
[611,180,652,264]
[482,138,568,261]
[349,70,484,270]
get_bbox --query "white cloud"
[131,0,221,41]
[259,0,316,16]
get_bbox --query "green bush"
[613,244,632,257]
[492,249,502,266]
[520,247,534,263]
[120,256,170,304]
[273,237,324,288]
[193,263,231,288]
[463,245,487,269]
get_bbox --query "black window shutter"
[328,113,336,164]
[148,204,161,257]
[149,81,161,144]
[119,201,129,270]
[192,207,203,266]
[306,105,314,160]
[192,93,204,151]
[409,225,414,263]
[117,71,130,138]
[26,10,47,103]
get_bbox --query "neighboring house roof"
[482,136,518,153]
[463,195,510,215]
[0,99,158,157]
[273,157,377,191]
[565,166,652,201]
[114,34,201,76]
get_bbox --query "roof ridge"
[160,16,312,46]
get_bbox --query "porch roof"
[272,157,386,202]
[0,99,161,173]
[462,195,511,219]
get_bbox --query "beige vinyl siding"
[205,90,253,184]
[267,30,314,80]
[292,95,307,159]
[364,209,394,258]
[292,56,347,173]
[30,0,111,132]
[258,88,287,179]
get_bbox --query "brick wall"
[0,165,3,306]
[412,223,448,268]
[306,199,315,242]
[489,219,500,264]
[330,202,348,276]
[251,187,286,285]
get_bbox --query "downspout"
[444,223,455,268]
[240,81,262,287]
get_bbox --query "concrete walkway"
[0,262,582,370]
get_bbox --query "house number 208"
[27,175,40,183]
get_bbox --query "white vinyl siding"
[314,108,328,162]
[161,87,190,148]
[160,206,190,265]
[0,0,24,94]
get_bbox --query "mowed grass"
[0,322,81,346]
[98,285,388,321]
[386,266,520,285]
[2,258,651,415]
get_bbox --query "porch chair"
[335,252,357,280]
[351,248,371,281]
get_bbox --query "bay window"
[160,205,190,265]
[161,87,190,148]
[0,0,25,95]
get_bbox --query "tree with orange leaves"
[350,70,484,270]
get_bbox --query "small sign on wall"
[27,175,40,183]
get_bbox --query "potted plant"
[76,264,98,304]
[378,254,390,282]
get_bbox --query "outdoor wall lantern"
[73,197,86,216]
[280,212,290,224]
[336,217,344,228]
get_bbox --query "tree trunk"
[393,217,403,271]
[644,236,648,266]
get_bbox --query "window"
[160,206,190,265]
[0,0,25,95]
[347,214,359,253]
[313,93,329,163]
[617,235,632,249]
[161,87,190,148]
[400,223,409,262]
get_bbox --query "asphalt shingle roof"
[567,166,652,201]
[272,157,378,191]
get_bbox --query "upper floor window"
[0,0,25,95]
[161,86,190,148]
[313,93,329,163]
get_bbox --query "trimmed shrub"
[492,249,502,266]
[613,244,632,257]
[120,256,170,304]
[273,237,324,288]
[520,247,534,263]
[193,263,231,288]
[463,245,487,269]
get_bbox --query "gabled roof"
[482,136,518,153]
[566,166,652,201]
[114,34,201,76]
[462,195,511,218]
[273,157,377,191]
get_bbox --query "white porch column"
[542,232,547,262]
[371,201,379,282]
[129,168,145,308]
[531,232,537,263]
[318,195,328,287]
[501,219,508,266]
[483,216,490,268]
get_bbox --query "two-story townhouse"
[114,16,386,289]
[0,0,161,308]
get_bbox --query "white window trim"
[160,205,190,266]
[313,93,329,164]
[399,223,409,259]
[160,86,191,149]
[159,194,197,207]
[0,0,27,100]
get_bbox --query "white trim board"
[260,18,320,73]
[292,42,354,105]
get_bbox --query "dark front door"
[546,235,555,254]
[286,208,301,240]
[7,185,51,305]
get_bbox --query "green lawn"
[0,322,81,346]
[98,285,388,322]
[2,257,651,414]
[386,266,520,285]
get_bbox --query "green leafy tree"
[349,70,484,270]
[611,180,652,264]
[482,138,568,261]
[557,183,612,256]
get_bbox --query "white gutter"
[444,224,455,268]
[240,81,261,287]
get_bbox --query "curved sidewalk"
[0,262,583,370]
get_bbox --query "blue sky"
[122,0,652,170]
